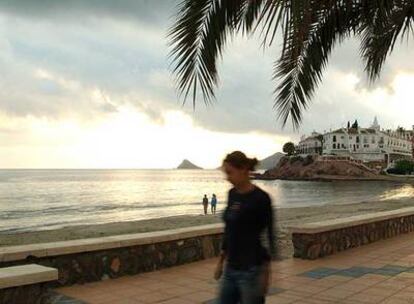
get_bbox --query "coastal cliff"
[257,152,285,170]
[260,155,378,180]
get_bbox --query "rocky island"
[177,159,203,170]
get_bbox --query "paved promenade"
[56,232,414,303]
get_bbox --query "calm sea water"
[0,169,413,233]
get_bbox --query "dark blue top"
[222,186,275,270]
[211,196,217,205]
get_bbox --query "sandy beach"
[1,196,414,258]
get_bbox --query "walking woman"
[211,194,217,214]
[215,151,275,304]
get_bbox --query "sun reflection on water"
[379,185,414,201]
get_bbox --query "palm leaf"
[169,0,249,108]
[273,0,359,128]
[169,0,414,128]
[360,0,414,80]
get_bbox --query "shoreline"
[253,174,414,183]
[1,196,414,258]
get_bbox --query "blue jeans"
[217,265,265,304]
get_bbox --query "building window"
[333,144,336,149]
[333,136,337,142]
[356,136,360,143]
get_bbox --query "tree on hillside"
[351,120,359,129]
[316,134,324,154]
[316,134,324,143]
[169,0,414,128]
[283,142,296,156]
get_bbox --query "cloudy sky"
[1,1,413,169]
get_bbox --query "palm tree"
[168,0,414,128]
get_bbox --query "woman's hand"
[214,251,226,280]
[260,262,271,295]
[214,260,224,280]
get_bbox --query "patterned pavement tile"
[373,265,411,276]
[338,267,376,278]
[300,268,340,279]
[46,291,87,304]
[53,233,414,303]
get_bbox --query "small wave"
[0,219,80,233]
[0,201,204,221]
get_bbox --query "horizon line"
[0,167,220,170]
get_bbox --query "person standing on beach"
[211,194,217,214]
[214,151,275,304]
[202,194,209,215]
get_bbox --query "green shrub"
[303,155,314,166]
[387,160,414,175]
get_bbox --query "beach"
[2,169,413,233]
[1,196,413,259]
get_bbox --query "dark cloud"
[0,0,412,140]
[0,0,176,26]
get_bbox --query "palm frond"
[169,0,414,128]
[242,0,266,34]
[360,0,414,80]
[169,0,248,108]
[256,0,289,48]
[168,0,215,107]
[273,1,355,128]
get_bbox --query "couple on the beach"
[214,151,275,304]
[202,194,217,215]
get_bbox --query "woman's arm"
[265,194,276,259]
[262,195,274,294]
[215,193,230,280]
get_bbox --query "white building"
[322,118,413,166]
[297,132,323,156]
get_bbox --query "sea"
[0,169,413,233]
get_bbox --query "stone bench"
[0,264,58,304]
[0,224,224,287]
[290,207,414,260]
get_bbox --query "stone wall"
[0,283,50,304]
[0,225,223,288]
[292,211,414,260]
